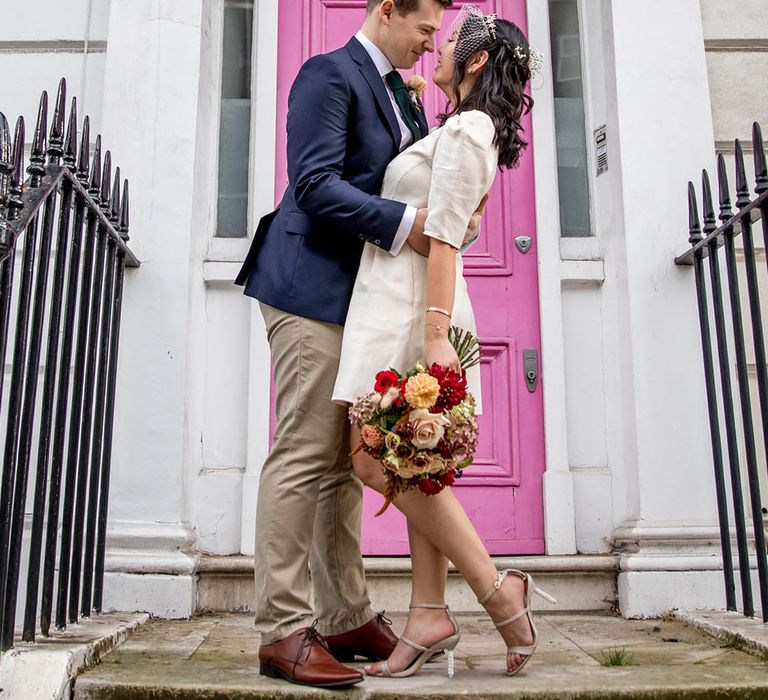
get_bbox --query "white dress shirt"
[355,31,417,256]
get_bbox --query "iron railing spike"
[754,122,767,195]
[0,113,12,214]
[687,181,701,243]
[8,117,26,221]
[100,150,112,211]
[734,139,750,208]
[28,91,48,184]
[88,135,102,201]
[110,167,121,224]
[119,180,129,240]
[701,169,717,231]
[63,98,78,171]
[48,78,66,163]
[0,113,11,173]
[77,115,90,184]
[716,153,733,223]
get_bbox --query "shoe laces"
[377,611,393,626]
[295,619,329,668]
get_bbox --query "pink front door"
[275,0,545,555]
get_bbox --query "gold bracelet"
[426,306,452,319]
[425,322,448,332]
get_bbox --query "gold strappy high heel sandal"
[366,603,461,679]
[477,569,557,676]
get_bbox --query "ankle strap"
[409,603,449,610]
[477,570,509,606]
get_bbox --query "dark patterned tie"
[385,70,422,145]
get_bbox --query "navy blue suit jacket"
[234,36,429,325]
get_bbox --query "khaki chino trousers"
[254,302,374,643]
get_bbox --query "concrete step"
[196,555,620,614]
[73,611,768,699]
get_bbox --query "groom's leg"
[311,425,374,637]
[253,302,347,643]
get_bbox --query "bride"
[332,5,550,679]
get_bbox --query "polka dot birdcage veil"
[447,4,497,66]
[446,4,544,77]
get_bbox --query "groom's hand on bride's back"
[406,195,490,257]
[463,194,488,251]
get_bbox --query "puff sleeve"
[423,110,498,249]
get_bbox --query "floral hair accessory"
[483,12,497,40]
[513,45,544,77]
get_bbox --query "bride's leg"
[365,523,454,674]
[351,426,533,672]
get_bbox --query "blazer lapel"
[345,37,401,150]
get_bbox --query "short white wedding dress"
[332,110,499,414]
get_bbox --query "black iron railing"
[0,79,139,651]
[676,122,768,621]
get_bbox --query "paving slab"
[74,612,768,699]
[674,609,768,659]
[0,612,148,700]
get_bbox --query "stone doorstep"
[0,612,149,700]
[673,609,768,659]
[195,555,620,614]
[72,611,768,700]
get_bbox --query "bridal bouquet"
[349,328,480,515]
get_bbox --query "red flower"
[418,478,444,496]
[375,370,399,393]
[395,421,415,441]
[429,364,468,410]
[438,439,454,460]
[439,471,456,487]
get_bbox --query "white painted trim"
[241,0,279,555]
[575,0,598,236]
[613,520,754,616]
[527,0,576,555]
[619,556,758,572]
[204,0,226,258]
[202,260,241,282]
[560,236,602,260]
[561,259,605,283]
[249,0,279,240]
[184,0,227,535]
[105,520,197,575]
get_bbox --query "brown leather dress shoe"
[324,612,399,662]
[259,623,364,688]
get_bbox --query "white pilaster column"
[240,0,279,557]
[603,0,730,615]
[527,0,577,555]
[98,0,206,617]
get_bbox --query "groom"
[235,0,458,688]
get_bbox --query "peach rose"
[409,408,451,450]
[405,74,428,95]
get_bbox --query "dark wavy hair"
[437,17,533,169]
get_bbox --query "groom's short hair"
[367,0,453,15]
